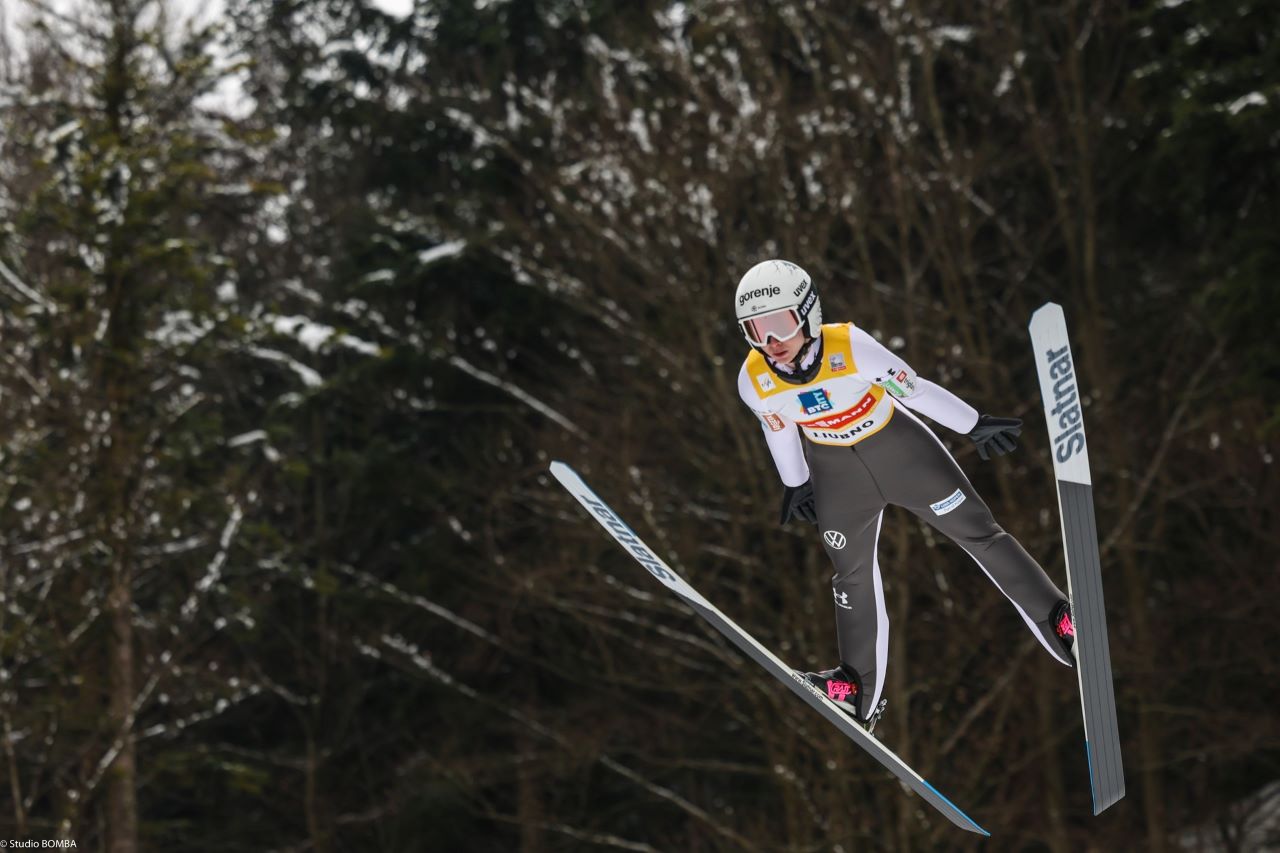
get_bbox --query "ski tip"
[1028,302,1064,326]
[1092,787,1126,815]
[548,461,590,496]
[920,778,990,836]
[547,461,574,490]
[1085,740,1126,814]
[1091,787,1125,815]
[1086,740,1097,806]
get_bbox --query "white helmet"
[734,259,822,349]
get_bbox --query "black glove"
[967,414,1022,460]
[779,479,818,525]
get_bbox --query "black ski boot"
[803,664,888,734]
[1052,600,1078,665]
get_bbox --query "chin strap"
[769,335,824,384]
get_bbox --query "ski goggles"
[740,307,804,346]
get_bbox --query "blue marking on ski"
[920,779,990,836]
[1086,740,1096,807]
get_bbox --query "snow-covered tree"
[0,2,298,848]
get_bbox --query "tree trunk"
[105,552,138,853]
[102,225,140,853]
[101,6,140,849]
[103,229,140,853]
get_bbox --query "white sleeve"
[737,365,810,487]
[848,325,980,435]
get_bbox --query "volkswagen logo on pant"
[823,530,847,549]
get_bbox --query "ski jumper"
[738,323,1071,720]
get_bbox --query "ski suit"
[737,322,1071,721]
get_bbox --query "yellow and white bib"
[736,323,980,485]
[742,324,898,446]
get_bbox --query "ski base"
[1029,303,1125,814]
[1060,479,1125,813]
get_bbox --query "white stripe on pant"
[808,405,1071,720]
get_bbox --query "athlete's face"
[764,333,807,363]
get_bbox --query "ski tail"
[1060,480,1125,813]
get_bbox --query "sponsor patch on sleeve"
[929,488,967,516]
[881,367,917,398]
[761,412,786,432]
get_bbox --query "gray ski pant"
[806,407,1070,720]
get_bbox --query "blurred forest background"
[0,0,1277,850]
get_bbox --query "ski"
[1028,303,1126,814]
[549,461,989,836]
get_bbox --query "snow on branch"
[0,255,56,312]
[334,564,500,645]
[247,346,323,388]
[504,820,658,853]
[447,354,584,437]
[11,527,88,556]
[227,430,268,448]
[226,429,282,462]
[417,240,465,266]
[178,501,244,620]
[268,314,380,356]
[137,683,264,740]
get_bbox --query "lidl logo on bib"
[930,489,967,516]
[798,388,833,414]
